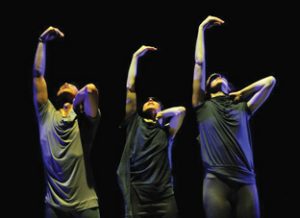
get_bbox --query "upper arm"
[192,64,206,107]
[33,76,48,107]
[247,76,276,114]
[125,89,137,119]
[168,107,186,138]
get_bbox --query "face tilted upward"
[207,74,230,95]
[142,97,162,113]
[56,82,78,99]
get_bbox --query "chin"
[58,90,76,97]
[57,92,75,104]
[142,109,157,119]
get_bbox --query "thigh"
[236,184,260,218]
[44,204,70,218]
[131,187,178,218]
[203,174,232,218]
[75,207,100,218]
[161,195,179,218]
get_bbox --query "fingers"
[201,15,225,29]
[140,45,158,51]
[40,26,64,42]
[48,26,64,38]
[55,28,65,38]
[134,45,158,57]
[208,16,225,25]
[145,46,158,51]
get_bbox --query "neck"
[142,109,157,120]
[143,118,157,124]
[210,91,226,98]
[59,103,73,117]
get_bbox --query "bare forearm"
[125,54,140,118]
[74,84,98,105]
[195,25,205,66]
[193,25,206,106]
[33,42,46,77]
[33,41,48,105]
[158,106,186,119]
[194,25,206,85]
[73,84,99,117]
[126,55,139,91]
[159,106,186,138]
[238,76,276,99]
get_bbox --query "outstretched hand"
[133,45,158,58]
[155,111,163,120]
[200,15,225,30]
[229,91,242,102]
[39,26,64,43]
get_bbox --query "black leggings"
[203,173,260,218]
[129,187,179,218]
[44,204,100,218]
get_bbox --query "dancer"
[192,16,276,218]
[33,26,101,218]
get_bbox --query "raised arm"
[33,26,64,108]
[192,16,224,107]
[73,84,99,118]
[230,76,276,114]
[156,106,186,138]
[125,45,157,119]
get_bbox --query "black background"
[3,2,297,217]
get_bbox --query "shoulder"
[37,100,55,115]
[119,112,139,129]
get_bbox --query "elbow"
[266,76,277,87]
[127,85,135,92]
[195,59,203,67]
[192,99,199,108]
[177,106,186,116]
[33,69,42,77]
[85,83,99,94]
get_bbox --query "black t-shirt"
[195,96,255,184]
[117,113,174,215]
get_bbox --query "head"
[141,97,163,120]
[56,82,78,105]
[205,73,231,98]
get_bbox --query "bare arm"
[33,26,64,108]
[125,45,157,119]
[230,76,276,114]
[156,106,186,138]
[192,16,224,107]
[73,84,99,118]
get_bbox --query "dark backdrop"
[4,2,296,218]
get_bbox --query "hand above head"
[133,45,158,58]
[200,15,225,30]
[39,26,64,43]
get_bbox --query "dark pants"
[128,186,179,218]
[203,173,260,218]
[45,204,100,218]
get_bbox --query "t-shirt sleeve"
[77,108,101,152]
[243,101,252,118]
[83,108,101,124]
[119,112,139,130]
[37,100,55,125]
